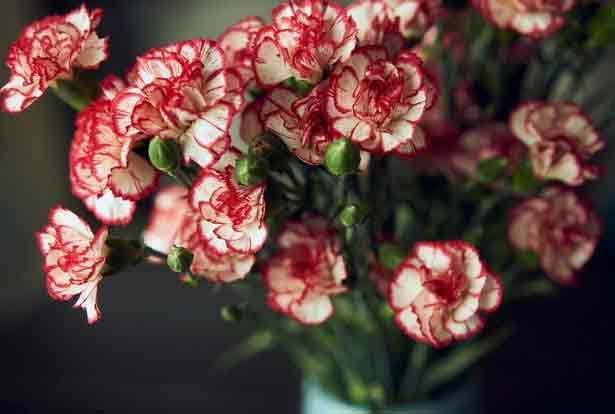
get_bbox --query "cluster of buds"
[2,0,606,355]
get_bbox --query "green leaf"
[214,330,275,370]
[507,279,556,303]
[587,6,615,49]
[476,157,508,184]
[517,249,540,271]
[511,159,540,193]
[420,326,515,393]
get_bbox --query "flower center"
[354,61,403,126]
[423,268,467,305]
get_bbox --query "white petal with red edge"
[109,153,158,201]
[254,38,294,87]
[479,274,503,312]
[75,33,108,69]
[389,265,423,310]
[85,189,136,226]
[290,294,334,325]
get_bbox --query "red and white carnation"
[111,39,234,168]
[1,5,108,113]
[70,76,159,225]
[144,185,256,283]
[471,0,575,38]
[510,101,603,186]
[388,241,503,347]
[262,215,348,325]
[254,0,357,88]
[348,0,441,56]
[36,207,109,324]
[261,83,336,164]
[190,149,268,256]
[218,16,265,88]
[327,47,434,155]
[508,187,601,285]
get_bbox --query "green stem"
[170,168,193,188]
[50,78,97,111]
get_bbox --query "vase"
[301,378,483,414]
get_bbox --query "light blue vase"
[302,378,482,414]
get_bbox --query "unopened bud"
[324,139,360,176]
[338,204,366,227]
[179,273,199,288]
[235,153,268,186]
[148,137,182,174]
[220,304,246,323]
[167,246,194,273]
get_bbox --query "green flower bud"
[148,137,182,174]
[167,246,194,273]
[283,77,313,97]
[235,153,268,186]
[378,243,406,271]
[324,139,360,176]
[338,204,366,227]
[179,274,199,288]
[220,304,245,323]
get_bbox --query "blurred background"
[1,1,614,413]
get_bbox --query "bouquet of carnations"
[2,0,612,411]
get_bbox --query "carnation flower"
[218,16,265,88]
[388,241,503,347]
[348,0,441,56]
[261,83,336,165]
[327,47,434,155]
[190,149,268,255]
[70,76,159,225]
[111,39,234,169]
[508,187,601,285]
[254,0,357,88]
[144,184,256,283]
[262,215,347,325]
[36,207,109,324]
[510,101,604,186]
[471,0,575,38]
[1,5,108,113]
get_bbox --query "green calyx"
[167,246,195,273]
[235,152,269,187]
[324,139,361,176]
[148,137,182,174]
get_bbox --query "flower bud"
[338,204,366,228]
[148,137,182,174]
[324,139,360,176]
[167,246,194,273]
[235,153,268,186]
[378,243,406,271]
[179,274,199,288]
[220,304,246,323]
[283,77,313,97]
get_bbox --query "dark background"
[1,1,614,412]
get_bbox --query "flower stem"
[50,78,97,111]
